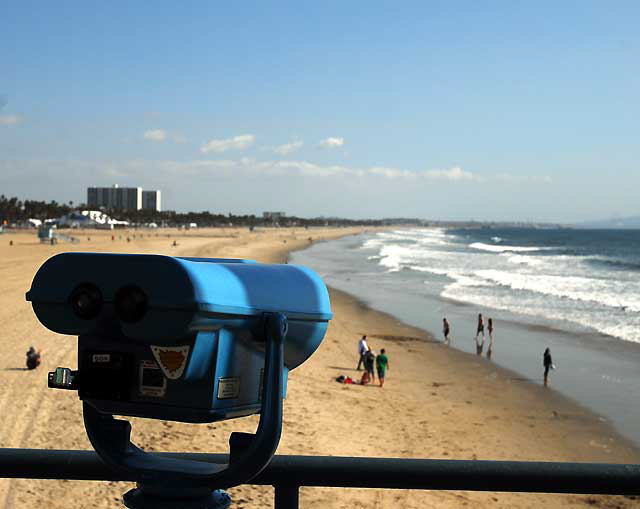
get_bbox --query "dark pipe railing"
[0,449,638,508]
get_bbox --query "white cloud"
[153,159,477,181]
[423,166,475,181]
[269,140,304,156]
[170,160,548,185]
[142,129,186,143]
[143,129,168,142]
[0,115,21,126]
[0,158,549,190]
[116,159,534,183]
[369,167,417,179]
[318,137,344,149]
[257,160,358,178]
[201,134,255,154]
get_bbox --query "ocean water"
[292,228,640,448]
[365,227,640,344]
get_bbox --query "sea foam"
[469,242,546,253]
[362,228,640,343]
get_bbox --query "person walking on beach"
[364,347,376,383]
[376,348,389,388]
[443,318,451,345]
[357,335,369,370]
[486,318,494,359]
[475,313,485,355]
[543,347,554,386]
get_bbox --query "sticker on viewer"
[217,377,240,399]
[139,360,167,398]
[150,345,190,380]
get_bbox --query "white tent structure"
[54,210,129,229]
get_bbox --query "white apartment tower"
[87,185,142,210]
[87,185,161,211]
[142,190,162,212]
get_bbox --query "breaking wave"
[469,242,547,253]
[362,228,640,343]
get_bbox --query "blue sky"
[1,1,639,221]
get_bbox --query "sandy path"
[0,227,637,509]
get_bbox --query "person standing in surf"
[487,318,494,359]
[475,313,485,355]
[443,318,451,345]
[543,347,554,386]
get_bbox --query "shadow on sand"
[368,334,440,344]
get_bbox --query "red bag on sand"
[344,377,354,384]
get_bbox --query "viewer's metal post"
[274,484,299,509]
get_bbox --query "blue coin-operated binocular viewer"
[26,253,332,508]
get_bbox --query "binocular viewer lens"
[69,283,147,323]
[69,283,103,320]
[114,286,147,323]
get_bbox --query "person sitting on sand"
[376,348,389,388]
[487,318,494,359]
[357,335,369,370]
[364,347,376,383]
[475,313,485,355]
[26,346,41,370]
[543,347,554,386]
[443,318,450,345]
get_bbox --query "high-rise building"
[87,185,142,210]
[142,190,162,212]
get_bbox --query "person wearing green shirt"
[376,349,389,388]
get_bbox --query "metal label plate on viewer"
[217,377,240,399]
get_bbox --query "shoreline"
[441,289,637,352]
[260,228,640,465]
[0,227,638,509]
[292,229,640,452]
[325,288,640,459]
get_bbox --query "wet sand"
[0,227,637,509]
[292,232,640,450]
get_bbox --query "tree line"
[0,195,414,228]
[0,195,75,224]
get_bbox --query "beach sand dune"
[0,227,637,508]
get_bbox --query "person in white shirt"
[357,335,369,370]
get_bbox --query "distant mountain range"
[576,216,640,229]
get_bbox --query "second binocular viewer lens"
[114,285,148,323]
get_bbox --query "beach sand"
[0,227,637,509]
